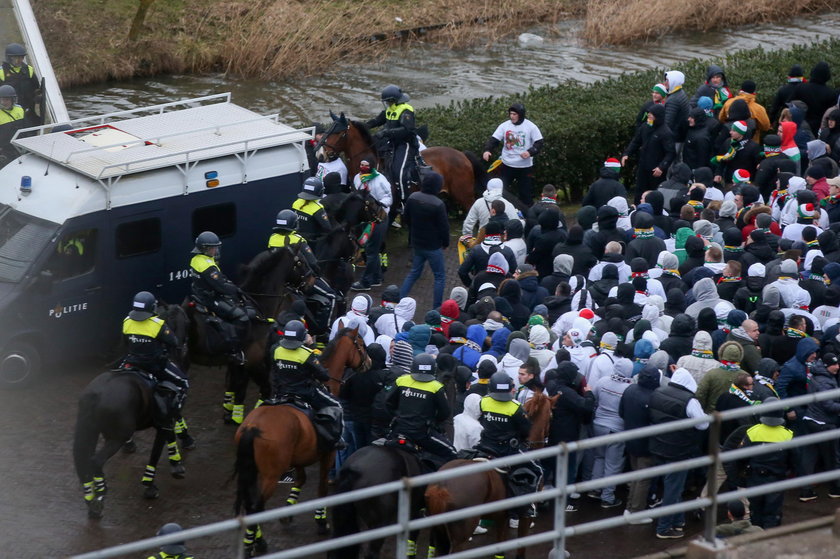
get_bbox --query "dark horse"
[183,246,314,423]
[424,390,558,558]
[232,326,370,556]
[72,303,191,519]
[315,112,482,213]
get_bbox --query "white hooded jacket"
[453,393,484,451]
[462,179,520,236]
[374,297,416,338]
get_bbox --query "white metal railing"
[72,388,840,559]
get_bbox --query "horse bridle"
[314,119,348,160]
[244,246,314,300]
[326,329,370,385]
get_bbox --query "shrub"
[417,38,840,202]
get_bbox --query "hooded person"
[499,337,532,388]
[502,218,528,268]
[767,259,809,309]
[482,310,509,339]
[664,69,691,145]
[484,326,512,360]
[546,361,596,487]
[691,64,732,113]
[679,236,707,277]
[644,189,674,235]
[631,338,656,376]
[754,134,793,199]
[467,251,510,305]
[541,253,574,295]
[589,263,620,307]
[452,323,488,370]
[626,212,667,268]
[622,102,676,204]
[676,330,722,384]
[608,195,633,232]
[375,296,416,339]
[528,324,555,374]
[592,205,628,254]
[715,200,738,232]
[462,177,520,237]
[407,324,432,356]
[588,331,619,387]
[515,263,549,311]
[685,277,734,319]
[792,61,837,134]
[330,294,375,345]
[806,145,839,183]
[553,225,598,276]
[660,313,697,363]
[453,392,484,451]
[752,357,781,403]
[695,341,747,412]
[800,253,828,310]
[813,284,840,329]
[527,208,567,278]
[583,158,628,209]
[733,263,767,315]
[369,284,402,326]
[440,321,469,356]
[776,337,820,421]
[450,286,470,315]
[466,358,498,400]
[439,299,461,338]
[497,279,531,331]
[684,107,715,172]
[459,220,517,289]
[664,287,687,318]
[557,324,598,381]
[616,282,644,322]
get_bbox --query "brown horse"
[424,390,558,558]
[315,111,481,213]
[232,326,370,556]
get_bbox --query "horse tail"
[463,150,486,197]
[329,465,363,559]
[425,484,453,516]
[233,426,261,516]
[73,390,101,484]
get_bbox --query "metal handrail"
[71,387,840,559]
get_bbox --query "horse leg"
[86,437,124,518]
[227,363,248,425]
[314,452,334,535]
[515,514,530,559]
[174,414,196,450]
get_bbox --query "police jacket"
[0,62,39,109]
[367,103,417,145]
[123,315,178,373]
[147,552,194,559]
[385,374,450,434]
[723,422,794,480]
[272,344,329,391]
[268,231,320,274]
[477,396,530,449]
[189,253,238,302]
[292,198,331,245]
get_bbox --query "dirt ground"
[1,226,838,558]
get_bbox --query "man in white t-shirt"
[482,103,544,207]
[315,156,348,191]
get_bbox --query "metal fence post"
[554,443,569,556]
[703,412,723,544]
[396,478,411,558]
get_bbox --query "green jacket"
[715,518,763,538]
[695,367,746,413]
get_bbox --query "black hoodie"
[553,225,598,276]
[582,167,628,208]
[404,172,449,250]
[616,283,643,322]
[769,64,806,124]
[683,107,714,171]
[679,236,707,276]
[665,287,687,317]
[623,103,676,192]
[660,313,696,362]
[499,281,530,330]
[644,190,673,235]
[733,275,765,315]
[625,212,666,268]
[792,62,836,134]
[589,264,619,307]
[592,206,627,258]
[819,230,840,262]
[527,209,567,278]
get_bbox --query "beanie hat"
[351,295,370,315]
[780,259,798,276]
[719,200,737,218]
[424,310,441,327]
[798,203,815,219]
[763,134,782,147]
[382,284,400,303]
[748,263,766,277]
[421,171,443,193]
[732,169,750,184]
[658,251,679,270]
[485,220,503,237]
[731,120,749,136]
[697,96,713,111]
[718,340,744,363]
[486,177,503,192]
[477,359,497,379]
[740,80,757,94]
[579,308,595,320]
[652,83,668,97]
[604,157,621,170]
[824,262,840,283]
[534,304,549,318]
[806,166,826,180]
[723,227,743,247]
[755,213,773,229]
[726,309,747,328]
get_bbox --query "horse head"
[337,190,385,231]
[523,390,558,449]
[320,324,370,395]
[315,112,349,163]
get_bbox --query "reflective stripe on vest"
[123,316,165,337]
[190,253,218,273]
[395,374,443,393]
[268,232,304,249]
[0,105,24,125]
[293,198,324,216]
[746,423,793,444]
[61,238,84,256]
[480,396,521,416]
[0,64,34,81]
[385,103,414,121]
[273,345,312,364]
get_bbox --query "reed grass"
[582,0,838,45]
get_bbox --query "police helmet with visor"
[275,209,299,231]
[300,177,324,200]
[5,43,25,64]
[280,319,307,349]
[193,230,221,254]
[129,291,156,321]
[410,353,437,382]
[156,522,186,555]
[489,371,514,401]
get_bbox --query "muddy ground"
[1,229,838,558]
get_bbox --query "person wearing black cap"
[769,64,806,124]
[723,397,795,528]
[148,522,194,559]
[621,103,676,204]
[798,352,840,501]
[467,359,497,399]
[401,171,449,308]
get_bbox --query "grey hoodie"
[500,338,532,388]
[685,278,733,319]
[554,254,574,276]
[593,357,633,432]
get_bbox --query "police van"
[0,93,312,387]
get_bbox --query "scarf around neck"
[728,384,757,405]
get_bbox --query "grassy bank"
[32,0,579,87]
[582,0,840,45]
[417,38,840,202]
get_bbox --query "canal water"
[63,13,840,124]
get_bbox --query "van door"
[110,211,169,315]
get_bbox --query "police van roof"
[12,93,311,180]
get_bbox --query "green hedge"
[417,38,840,202]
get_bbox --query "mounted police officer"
[147,522,194,559]
[293,177,332,248]
[0,43,40,113]
[122,292,190,429]
[0,84,25,164]
[366,84,425,208]
[477,372,542,500]
[269,210,336,336]
[189,231,251,362]
[385,353,456,467]
[271,320,344,449]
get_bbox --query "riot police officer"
[0,84,25,163]
[147,522,194,559]
[292,177,332,248]
[0,43,40,113]
[386,353,456,465]
[366,84,423,205]
[272,320,344,449]
[188,231,250,362]
[477,372,542,499]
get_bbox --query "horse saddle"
[113,365,155,386]
[262,394,313,416]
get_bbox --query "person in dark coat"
[660,313,696,363]
[616,283,644,323]
[712,120,762,185]
[818,108,840,161]
[643,190,674,236]
[679,236,707,277]
[819,229,840,260]
[458,221,517,288]
[626,212,666,268]
[657,253,687,294]
[467,252,509,306]
[516,265,549,311]
[691,64,732,114]
[526,208,566,278]
[591,206,628,258]
[553,225,597,276]
[769,64,806,124]
[742,229,777,270]
[664,70,691,147]
[498,280,530,331]
[798,353,840,501]
[546,361,595,489]
[622,103,676,204]
[683,107,714,172]
[754,135,793,200]
[583,158,628,208]
[733,263,766,315]
[525,183,565,237]
[589,264,619,307]
[619,364,661,515]
[340,342,388,448]
[791,61,836,135]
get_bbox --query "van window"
[44,228,98,281]
[192,203,236,239]
[0,205,58,283]
[116,218,161,257]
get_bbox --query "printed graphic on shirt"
[504,130,527,151]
